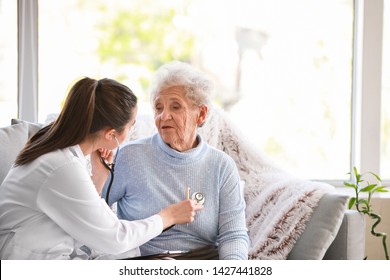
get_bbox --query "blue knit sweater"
[104,133,249,259]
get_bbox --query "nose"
[160,109,172,121]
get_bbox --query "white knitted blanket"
[130,105,333,260]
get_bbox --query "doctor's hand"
[90,148,114,195]
[158,199,204,230]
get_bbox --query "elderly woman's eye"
[172,103,181,110]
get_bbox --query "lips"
[161,125,174,129]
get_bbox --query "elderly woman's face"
[153,85,207,152]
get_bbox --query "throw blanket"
[130,105,333,260]
[199,106,333,260]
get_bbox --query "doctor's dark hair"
[15,77,137,166]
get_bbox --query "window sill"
[314,180,390,199]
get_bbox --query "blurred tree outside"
[95,0,195,97]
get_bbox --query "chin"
[159,133,173,144]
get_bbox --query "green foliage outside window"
[96,2,194,91]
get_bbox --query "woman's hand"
[90,148,114,195]
[158,199,204,230]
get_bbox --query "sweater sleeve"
[37,160,163,256]
[217,157,249,260]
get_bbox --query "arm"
[37,161,202,255]
[217,158,249,260]
[37,161,162,255]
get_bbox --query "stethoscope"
[163,191,205,232]
[100,135,120,205]
[191,192,205,205]
[100,135,206,228]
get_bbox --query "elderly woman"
[104,61,249,260]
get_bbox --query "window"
[226,0,353,180]
[37,0,354,180]
[381,1,390,178]
[0,0,17,127]
[38,0,106,122]
[38,0,197,120]
[13,0,387,181]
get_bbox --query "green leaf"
[360,184,377,192]
[357,198,368,205]
[368,172,382,182]
[348,197,356,209]
[376,189,389,193]
[344,181,357,188]
[353,167,361,182]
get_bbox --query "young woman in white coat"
[0,77,203,259]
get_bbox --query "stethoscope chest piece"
[191,192,205,205]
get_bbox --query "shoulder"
[39,148,77,168]
[203,142,237,168]
[30,148,89,183]
[120,135,153,152]
[116,136,156,164]
[38,148,91,178]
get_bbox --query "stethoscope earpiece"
[113,135,119,146]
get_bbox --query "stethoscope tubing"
[101,136,120,205]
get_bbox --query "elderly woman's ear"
[197,105,208,127]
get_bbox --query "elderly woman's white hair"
[149,61,214,108]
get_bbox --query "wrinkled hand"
[158,199,204,229]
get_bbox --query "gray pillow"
[0,122,30,184]
[287,192,349,259]
[11,119,42,138]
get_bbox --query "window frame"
[17,0,38,122]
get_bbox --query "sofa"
[0,109,366,260]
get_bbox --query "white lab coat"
[0,145,162,259]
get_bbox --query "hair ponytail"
[15,77,137,166]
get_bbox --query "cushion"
[11,119,42,138]
[287,192,349,259]
[0,120,43,184]
[0,122,30,184]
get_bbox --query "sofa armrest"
[323,209,365,260]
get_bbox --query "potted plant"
[344,167,389,260]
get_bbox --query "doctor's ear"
[104,129,116,140]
